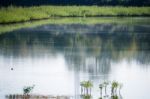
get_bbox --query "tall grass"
[0,6,150,23]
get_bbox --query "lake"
[0,17,150,99]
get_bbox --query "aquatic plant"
[85,81,93,95]
[81,80,123,99]
[111,81,119,96]
[99,83,104,98]
[80,81,93,95]
[103,81,110,97]
[80,81,86,95]
[23,85,35,95]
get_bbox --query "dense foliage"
[0,0,149,7]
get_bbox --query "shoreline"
[0,15,150,25]
[0,17,149,34]
[0,6,150,24]
[5,94,72,99]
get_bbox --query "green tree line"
[0,0,149,6]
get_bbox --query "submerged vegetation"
[0,6,150,24]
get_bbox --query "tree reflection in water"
[0,24,150,76]
[0,23,150,99]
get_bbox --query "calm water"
[0,18,150,99]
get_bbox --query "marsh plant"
[80,81,93,95]
[80,81,85,95]
[103,81,110,97]
[99,81,123,99]
[80,80,123,99]
[111,81,119,96]
[99,83,104,98]
[23,85,35,95]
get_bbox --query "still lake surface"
[0,17,150,99]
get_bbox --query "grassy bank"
[0,6,150,24]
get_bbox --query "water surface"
[0,17,150,99]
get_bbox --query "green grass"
[0,6,150,24]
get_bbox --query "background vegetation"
[0,0,149,6]
[0,6,150,24]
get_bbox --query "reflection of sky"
[0,55,75,98]
[0,52,150,99]
[110,60,150,99]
